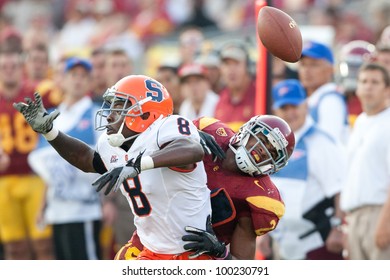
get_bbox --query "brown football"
[257,6,302,63]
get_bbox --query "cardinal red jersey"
[0,81,59,175]
[194,117,285,244]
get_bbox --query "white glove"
[13,92,60,134]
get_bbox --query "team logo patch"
[216,127,227,137]
[110,155,118,163]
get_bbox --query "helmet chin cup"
[234,146,259,176]
[108,133,125,147]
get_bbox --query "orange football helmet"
[96,75,173,134]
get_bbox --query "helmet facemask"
[95,87,152,147]
[229,117,289,176]
[95,87,151,132]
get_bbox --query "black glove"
[13,92,60,134]
[182,215,231,259]
[92,152,143,195]
[198,130,226,162]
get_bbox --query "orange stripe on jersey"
[169,164,197,173]
[246,196,285,219]
[197,117,220,130]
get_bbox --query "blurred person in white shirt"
[341,63,390,259]
[178,63,219,120]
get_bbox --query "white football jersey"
[97,115,211,254]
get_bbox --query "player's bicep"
[157,116,200,148]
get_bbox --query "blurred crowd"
[0,0,390,260]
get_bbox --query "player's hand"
[182,215,231,259]
[198,130,226,162]
[13,92,60,134]
[92,152,143,195]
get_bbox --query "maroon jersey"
[214,79,256,132]
[0,81,59,175]
[194,117,285,244]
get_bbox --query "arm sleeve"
[92,151,107,174]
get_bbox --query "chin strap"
[107,120,138,147]
[107,96,154,147]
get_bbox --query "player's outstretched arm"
[94,138,204,195]
[14,92,96,173]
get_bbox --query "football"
[257,6,302,63]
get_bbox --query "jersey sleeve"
[157,115,200,147]
[245,178,286,236]
[248,200,284,236]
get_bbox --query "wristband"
[141,156,154,171]
[43,127,59,141]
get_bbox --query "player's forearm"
[151,138,204,169]
[230,217,257,259]
[47,131,96,173]
[379,185,390,224]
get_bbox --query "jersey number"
[177,117,191,135]
[0,113,38,154]
[123,176,151,216]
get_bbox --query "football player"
[115,115,295,260]
[0,50,57,260]
[14,75,218,260]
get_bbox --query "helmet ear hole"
[141,112,150,120]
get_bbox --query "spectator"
[341,63,390,260]
[54,0,96,57]
[271,56,298,87]
[178,63,219,120]
[24,43,50,85]
[155,61,182,114]
[131,0,174,46]
[28,57,103,260]
[195,49,224,94]
[0,27,23,53]
[214,42,255,132]
[26,44,63,111]
[262,79,346,260]
[90,47,107,103]
[104,48,133,87]
[298,40,349,145]
[0,50,54,260]
[180,0,217,30]
[178,26,204,66]
[375,45,390,75]
[337,40,376,127]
